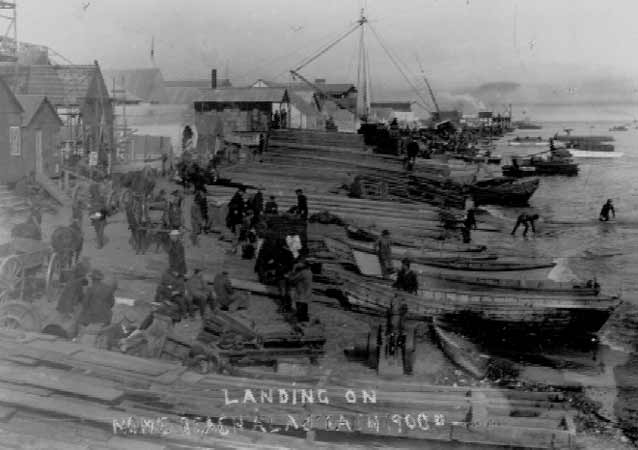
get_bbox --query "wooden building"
[0,61,114,172]
[16,95,64,179]
[194,88,289,155]
[0,77,26,184]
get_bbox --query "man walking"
[511,213,539,237]
[375,230,394,278]
[599,199,615,222]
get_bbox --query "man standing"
[375,230,394,278]
[251,187,264,225]
[511,213,540,236]
[186,268,212,318]
[264,195,278,215]
[226,188,246,233]
[167,230,187,277]
[194,189,209,232]
[393,258,419,295]
[57,259,90,316]
[79,270,116,326]
[213,271,248,311]
[286,257,313,322]
[90,208,108,249]
[599,199,615,222]
[164,190,183,230]
[295,189,308,220]
[190,194,204,247]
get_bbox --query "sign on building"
[89,151,98,166]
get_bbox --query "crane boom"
[289,69,357,115]
[415,55,440,114]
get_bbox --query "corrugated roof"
[371,102,412,112]
[16,95,63,126]
[197,87,288,103]
[104,68,168,103]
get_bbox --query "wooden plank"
[353,250,383,277]
[0,405,16,422]
[0,364,124,402]
[0,387,130,426]
[72,349,177,377]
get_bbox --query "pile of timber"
[269,129,366,150]
[0,328,577,449]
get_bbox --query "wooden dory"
[325,266,621,339]
[429,272,602,296]
[432,320,491,379]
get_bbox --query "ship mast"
[356,8,370,122]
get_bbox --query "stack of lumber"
[269,129,366,150]
[0,328,577,449]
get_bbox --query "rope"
[367,24,431,113]
[293,23,361,72]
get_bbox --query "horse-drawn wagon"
[0,237,62,304]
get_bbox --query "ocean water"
[474,117,638,432]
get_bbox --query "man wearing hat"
[79,269,117,326]
[264,195,278,215]
[375,230,393,279]
[295,189,308,220]
[156,267,189,319]
[213,270,248,312]
[57,258,90,316]
[167,229,187,277]
[393,258,418,295]
[286,256,313,322]
[163,190,184,230]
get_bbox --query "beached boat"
[501,165,537,177]
[514,121,543,130]
[470,177,540,206]
[503,153,578,177]
[553,133,614,143]
[567,149,624,159]
[432,320,490,379]
[609,125,628,131]
[419,257,556,271]
[429,272,601,296]
[344,225,487,252]
[327,237,498,263]
[507,137,549,146]
[328,266,621,339]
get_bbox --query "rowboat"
[325,237,555,272]
[471,177,540,207]
[432,320,490,379]
[326,266,621,339]
[428,272,601,296]
[327,237,498,262]
[345,225,487,253]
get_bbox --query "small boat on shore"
[567,149,624,159]
[503,152,579,177]
[429,272,601,296]
[327,266,621,339]
[508,136,549,146]
[470,177,540,206]
[553,132,614,143]
[432,320,490,379]
[609,125,628,132]
[514,121,543,130]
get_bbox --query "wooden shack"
[193,87,289,156]
[16,95,64,179]
[0,77,26,184]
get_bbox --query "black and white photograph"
[0,0,636,448]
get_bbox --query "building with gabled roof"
[0,76,24,183]
[16,95,64,179]
[0,61,114,171]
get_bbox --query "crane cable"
[293,22,361,73]
[367,23,431,113]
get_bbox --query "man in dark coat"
[511,213,539,236]
[213,271,248,311]
[375,230,394,278]
[599,199,615,222]
[79,270,116,326]
[194,189,209,232]
[251,187,264,224]
[90,208,108,249]
[295,189,308,220]
[167,230,187,277]
[226,188,246,233]
[156,267,189,318]
[264,195,278,215]
[164,190,183,230]
[393,258,419,295]
[57,259,90,315]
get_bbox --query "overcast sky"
[18,0,638,94]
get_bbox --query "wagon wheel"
[0,256,24,301]
[46,253,63,301]
[0,301,41,331]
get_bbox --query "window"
[9,126,20,156]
